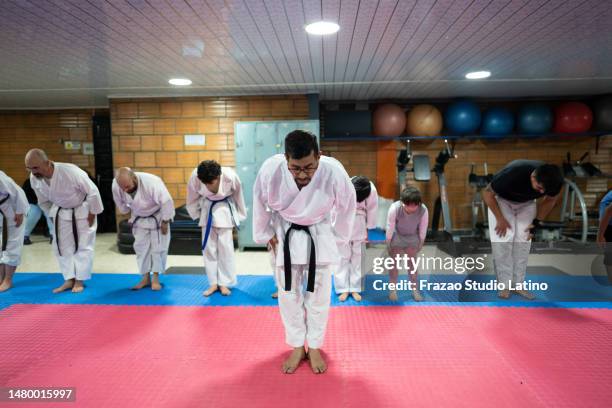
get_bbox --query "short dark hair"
[352,176,372,203]
[535,164,564,196]
[400,186,422,205]
[197,160,221,184]
[285,130,319,160]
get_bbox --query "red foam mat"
[1,304,611,407]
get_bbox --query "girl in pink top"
[386,186,428,302]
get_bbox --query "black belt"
[0,195,9,252]
[283,223,316,292]
[132,212,161,243]
[55,207,79,256]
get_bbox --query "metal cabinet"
[234,120,320,250]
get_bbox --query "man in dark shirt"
[483,160,564,300]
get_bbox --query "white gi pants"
[276,264,332,349]
[0,212,26,267]
[203,227,236,287]
[53,216,97,281]
[487,197,537,286]
[133,226,170,275]
[334,240,365,293]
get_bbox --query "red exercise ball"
[554,102,593,133]
[373,104,406,137]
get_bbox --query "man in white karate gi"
[25,149,103,293]
[186,160,246,297]
[0,170,29,292]
[253,130,355,374]
[112,167,175,290]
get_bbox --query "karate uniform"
[186,167,246,287]
[253,154,355,349]
[334,181,378,294]
[31,163,103,281]
[0,171,29,267]
[112,172,175,275]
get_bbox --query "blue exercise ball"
[481,107,514,137]
[445,100,481,135]
[517,103,553,134]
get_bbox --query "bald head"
[116,167,138,194]
[25,148,53,179]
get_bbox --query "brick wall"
[0,110,97,184]
[110,96,310,208]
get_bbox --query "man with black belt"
[253,130,355,374]
[596,190,612,284]
[112,168,175,290]
[0,170,29,292]
[483,160,564,300]
[25,149,103,293]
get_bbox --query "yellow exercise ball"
[406,104,443,136]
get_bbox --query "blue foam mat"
[0,272,611,310]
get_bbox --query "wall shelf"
[321,131,609,142]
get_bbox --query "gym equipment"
[517,103,553,134]
[481,107,514,137]
[563,152,603,178]
[406,104,443,136]
[593,96,612,131]
[444,100,481,135]
[468,163,494,240]
[554,102,593,133]
[429,140,457,240]
[396,140,431,195]
[373,104,406,136]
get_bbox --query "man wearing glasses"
[253,130,355,374]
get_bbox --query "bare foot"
[338,292,349,302]
[307,348,327,374]
[53,280,75,294]
[412,289,424,301]
[271,291,278,299]
[512,289,535,300]
[131,274,151,290]
[351,292,362,302]
[72,281,84,293]
[0,280,13,292]
[498,289,510,299]
[388,290,398,302]
[219,286,231,296]
[151,273,162,291]
[203,284,218,297]
[282,347,306,374]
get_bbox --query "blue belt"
[201,197,239,251]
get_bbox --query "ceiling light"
[465,71,491,79]
[305,21,340,35]
[169,78,192,86]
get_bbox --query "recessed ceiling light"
[169,78,192,86]
[465,71,491,79]
[305,21,340,35]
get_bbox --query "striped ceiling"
[1,0,612,108]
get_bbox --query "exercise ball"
[481,107,514,137]
[406,104,443,136]
[445,100,481,135]
[593,96,612,131]
[517,103,552,134]
[554,102,593,133]
[373,104,406,136]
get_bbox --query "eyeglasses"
[288,162,318,176]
